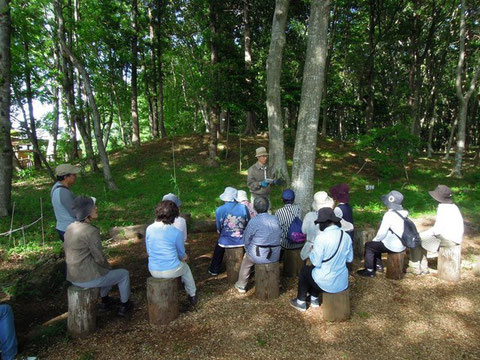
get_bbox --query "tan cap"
[255,147,268,157]
[55,164,80,176]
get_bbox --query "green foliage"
[355,125,421,179]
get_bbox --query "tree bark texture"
[55,0,118,190]
[131,0,140,147]
[266,0,290,184]
[148,5,159,138]
[67,286,99,338]
[0,0,12,217]
[208,1,219,167]
[291,0,331,214]
[243,0,256,135]
[156,0,167,138]
[438,245,461,282]
[225,247,244,284]
[386,251,406,280]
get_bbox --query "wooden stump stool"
[225,247,244,284]
[283,248,304,277]
[386,251,406,280]
[67,286,99,338]
[438,245,461,282]
[322,288,350,322]
[255,262,280,300]
[353,229,376,259]
[147,277,179,326]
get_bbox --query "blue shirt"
[243,213,281,264]
[146,222,185,272]
[50,182,76,231]
[310,225,353,293]
[216,201,250,248]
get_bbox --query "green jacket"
[247,162,273,196]
[64,221,111,283]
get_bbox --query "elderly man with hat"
[64,196,133,316]
[247,147,281,204]
[50,163,80,241]
[290,207,353,312]
[408,185,464,275]
[208,187,251,276]
[162,193,187,243]
[357,190,408,278]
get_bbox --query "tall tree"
[453,0,480,177]
[131,0,140,147]
[156,0,167,138]
[266,0,290,183]
[207,0,219,167]
[0,0,12,217]
[291,0,331,214]
[54,0,118,190]
[243,0,256,135]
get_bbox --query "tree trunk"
[55,0,118,190]
[364,0,375,131]
[52,83,60,162]
[444,114,458,160]
[148,5,159,138]
[266,0,290,184]
[0,0,12,217]
[112,87,129,147]
[131,0,140,147]
[291,0,331,214]
[243,0,256,136]
[208,1,219,167]
[156,0,167,138]
[453,0,480,177]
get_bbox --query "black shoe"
[289,298,307,312]
[208,270,218,276]
[98,296,116,312]
[357,269,375,278]
[188,295,197,306]
[117,300,133,317]
[376,264,384,273]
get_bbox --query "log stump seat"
[254,262,280,300]
[386,251,406,280]
[147,277,179,326]
[225,247,244,284]
[322,288,350,322]
[438,245,461,282]
[67,286,99,338]
[283,248,304,278]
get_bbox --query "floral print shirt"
[216,201,251,247]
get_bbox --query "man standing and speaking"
[247,147,282,205]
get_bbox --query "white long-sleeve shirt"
[421,203,463,244]
[372,209,409,252]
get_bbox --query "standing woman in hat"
[64,196,133,316]
[247,147,282,205]
[51,164,80,241]
[208,187,251,276]
[357,190,408,277]
[290,208,353,311]
[409,185,464,274]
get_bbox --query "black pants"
[297,265,324,301]
[57,229,65,242]
[209,243,225,274]
[364,241,396,270]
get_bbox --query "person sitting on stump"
[330,183,354,242]
[208,187,250,276]
[357,190,407,278]
[275,189,304,251]
[290,207,353,311]
[408,185,464,275]
[235,196,281,293]
[146,200,197,306]
[51,163,80,241]
[162,193,187,243]
[236,190,257,218]
[0,304,17,360]
[65,196,133,316]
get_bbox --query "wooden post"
[225,247,244,284]
[353,229,376,259]
[255,262,280,300]
[147,277,179,326]
[322,288,350,322]
[283,248,304,277]
[67,286,99,338]
[438,245,461,282]
[386,251,406,280]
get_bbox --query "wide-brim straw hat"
[312,191,334,211]
[255,147,268,157]
[55,164,80,176]
[381,190,403,210]
[235,190,249,203]
[220,187,238,202]
[428,185,453,204]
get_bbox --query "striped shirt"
[274,204,303,249]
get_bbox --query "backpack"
[389,210,421,249]
[286,208,306,244]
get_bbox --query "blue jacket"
[146,222,185,272]
[216,201,250,248]
[243,213,281,264]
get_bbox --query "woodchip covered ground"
[21,223,480,360]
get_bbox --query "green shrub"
[355,125,420,179]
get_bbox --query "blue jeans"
[0,304,17,360]
[72,269,131,303]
